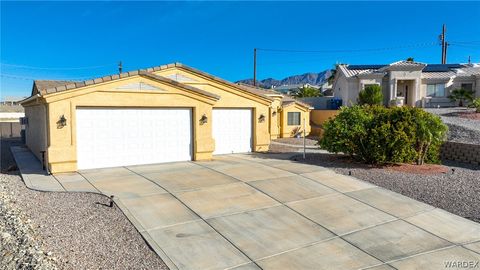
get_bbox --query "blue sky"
[1,1,480,97]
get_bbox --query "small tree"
[294,86,322,98]
[448,88,474,107]
[406,57,415,62]
[358,85,383,105]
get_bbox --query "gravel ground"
[1,174,57,269]
[1,139,168,270]
[273,137,318,146]
[425,107,480,145]
[291,152,480,223]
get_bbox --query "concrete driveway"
[11,147,480,270]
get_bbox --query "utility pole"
[118,61,123,74]
[253,48,257,86]
[444,42,449,64]
[440,24,446,64]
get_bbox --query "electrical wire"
[256,42,438,54]
[0,62,115,70]
[0,74,92,81]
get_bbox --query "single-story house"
[21,63,312,173]
[332,61,480,107]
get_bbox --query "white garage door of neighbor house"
[213,108,252,155]
[76,108,192,170]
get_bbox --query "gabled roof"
[29,63,273,102]
[280,95,314,110]
[174,64,273,101]
[32,80,76,95]
[138,72,220,100]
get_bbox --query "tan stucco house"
[21,63,312,173]
[333,61,480,107]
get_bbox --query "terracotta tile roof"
[338,61,480,79]
[32,80,76,95]
[29,63,273,101]
[421,71,457,80]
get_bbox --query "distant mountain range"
[237,70,332,89]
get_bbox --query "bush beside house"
[319,105,448,165]
[358,85,383,106]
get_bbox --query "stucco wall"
[280,104,311,138]
[154,68,272,151]
[25,69,278,173]
[269,97,282,139]
[24,104,47,161]
[35,76,218,173]
[310,110,339,126]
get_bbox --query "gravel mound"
[425,107,480,145]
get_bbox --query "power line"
[256,42,438,54]
[449,41,480,45]
[0,74,92,81]
[0,62,115,70]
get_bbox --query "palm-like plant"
[327,64,339,85]
[448,88,474,107]
[293,86,322,98]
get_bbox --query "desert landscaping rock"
[425,107,480,145]
[1,139,167,270]
[1,174,57,270]
[1,173,168,270]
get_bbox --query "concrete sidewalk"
[11,146,480,270]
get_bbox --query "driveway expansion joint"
[123,166,263,270]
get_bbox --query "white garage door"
[212,108,252,155]
[76,108,192,170]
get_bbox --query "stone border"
[441,141,480,166]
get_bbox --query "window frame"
[461,83,473,92]
[287,112,301,126]
[426,83,446,97]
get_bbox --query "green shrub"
[358,85,383,105]
[319,105,448,165]
[470,98,480,113]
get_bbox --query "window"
[426,84,445,97]
[461,83,473,91]
[287,112,301,125]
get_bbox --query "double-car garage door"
[76,108,252,170]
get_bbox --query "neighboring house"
[0,96,28,106]
[333,61,480,107]
[274,83,320,95]
[21,63,312,173]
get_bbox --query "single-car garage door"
[212,108,252,155]
[76,108,192,170]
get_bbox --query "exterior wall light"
[199,114,208,125]
[258,114,266,123]
[57,115,67,129]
